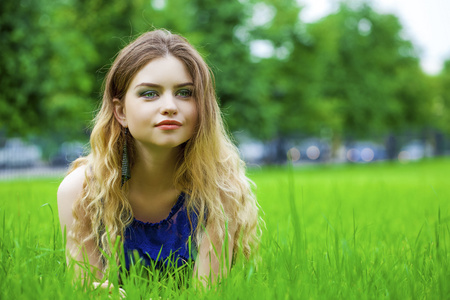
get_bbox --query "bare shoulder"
[57,165,87,231]
[57,165,87,205]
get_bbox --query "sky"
[299,0,450,74]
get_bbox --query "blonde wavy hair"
[69,29,260,272]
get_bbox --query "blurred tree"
[69,0,134,84]
[237,0,313,162]
[184,0,278,139]
[309,3,433,138]
[431,60,450,134]
[0,0,51,136]
[130,0,193,34]
[42,0,98,140]
[246,0,345,159]
[60,0,278,139]
[0,0,99,142]
[247,0,310,137]
[0,0,441,154]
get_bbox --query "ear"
[113,98,127,127]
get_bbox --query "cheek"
[192,104,199,126]
[183,100,197,123]
[191,105,199,133]
[126,102,151,123]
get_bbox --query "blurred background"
[1,0,450,179]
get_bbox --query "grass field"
[0,159,449,299]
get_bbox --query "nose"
[160,93,178,116]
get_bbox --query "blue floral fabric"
[123,193,197,270]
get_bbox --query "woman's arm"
[57,165,103,281]
[194,218,237,286]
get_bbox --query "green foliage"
[1,159,450,298]
[189,0,278,139]
[300,3,432,137]
[0,0,51,136]
[431,60,450,133]
[1,0,449,142]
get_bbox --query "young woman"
[57,29,260,287]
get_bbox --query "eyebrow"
[134,82,194,89]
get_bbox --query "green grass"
[0,159,449,299]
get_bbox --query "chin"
[157,139,189,149]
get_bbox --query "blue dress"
[123,193,198,271]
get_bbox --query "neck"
[129,144,180,193]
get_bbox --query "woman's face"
[115,55,198,151]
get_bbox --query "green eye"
[177,89,193,98]
[140,90,158,98]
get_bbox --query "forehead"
[129,55,192,87]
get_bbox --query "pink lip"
[155,120,182,130]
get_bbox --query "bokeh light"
[398,151,410,163]
[346,148,360,162]
[287,147,301,162]
[306,146,320,160]
[360,147,374,162]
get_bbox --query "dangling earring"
[121,127,131,186]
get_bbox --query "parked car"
[345,142,386,163]
[238,140,266,164]
[0,138,42,168]
[298,138,330,162]
[398,140,426,161]
[50,142,85,166]
[285,138,330,163]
